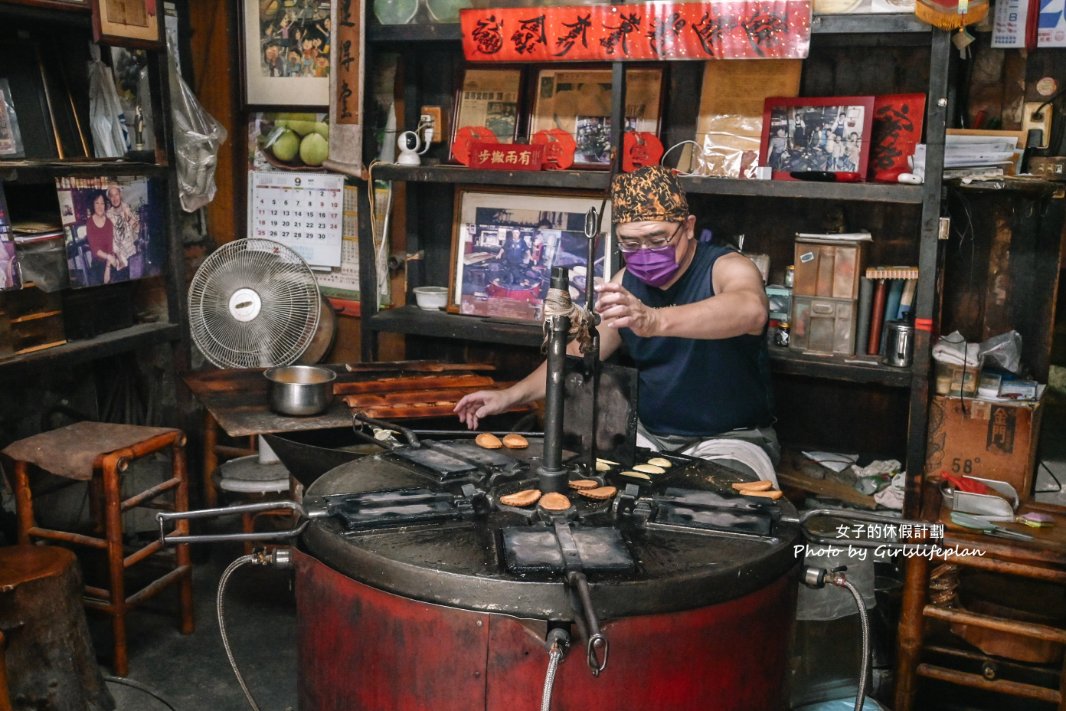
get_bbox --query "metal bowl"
[264,365,337,416]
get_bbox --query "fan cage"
[188,239,321,369]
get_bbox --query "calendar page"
[315,184,361,304]
[248,171,344,268]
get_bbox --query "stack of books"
[859,266,919,357]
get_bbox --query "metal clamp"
[566,570,609,676]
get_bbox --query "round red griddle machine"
[291,447,802,711]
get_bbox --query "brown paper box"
[925,394,1043,498]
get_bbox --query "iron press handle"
[156,500,311,546]
[566,570,609,676]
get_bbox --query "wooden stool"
[0,545,114,710]
[2,422,195,677]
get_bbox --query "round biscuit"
[499,489,541,507]
[579,486,617,501]
[539,492,572,511]
[568,479,599,490]
[502,433,529,449]
[475,433,503,449]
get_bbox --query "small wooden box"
[790,295,857,355]
[793,238,867,300]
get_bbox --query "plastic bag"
[979,329,1023,374]
[167,44,227,212]
[87,43,128,158]
[696,115,764,179]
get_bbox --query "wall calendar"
[248,171,344,268]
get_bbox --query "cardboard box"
[925,394,1043,497]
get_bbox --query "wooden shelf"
[0,160,168,183]
[370,164,924,203]
[0,0,90,25]
[369,306,914,386]
[0,322,181,379]
[683,176,924,204]
[370,164,612,190]
[366,306,543,348]
[368,22,461,42]
[811,13,930,34]
[768,348,913,387]
[368,13,928,43]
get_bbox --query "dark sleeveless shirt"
[619,242,774,436]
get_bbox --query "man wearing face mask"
[455,165,779,481]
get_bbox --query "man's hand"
[594,282,662,336]
[454,388,519,430]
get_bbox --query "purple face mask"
[624,244,681,287]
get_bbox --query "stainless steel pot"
[264,365,336,416]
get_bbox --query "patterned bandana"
[611,165,689,224]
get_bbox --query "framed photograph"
[449,67,523,163]
[450,188,612,322]
[240,0,330,108]
[529,66,663,169]
[91,0,163,48]
[0,79,26,159]
[55,176,166,289]
[760,96,876,180]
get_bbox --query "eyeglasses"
[617,223,684,253]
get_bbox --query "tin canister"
[882,321,914,368]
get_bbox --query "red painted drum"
[293,440,803,710]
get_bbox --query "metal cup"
[882,321,914,368]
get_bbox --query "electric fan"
[187,238,321,368]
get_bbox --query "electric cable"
[104,674,178,711]
[217,553,262,711]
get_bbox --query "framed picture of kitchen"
[759,95,875,180]
[55,175,166,289]
[239,0,330,107]
[449,187,612,323]
[529,66,663,169]
[91,0,164,48]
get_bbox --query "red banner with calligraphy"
[461,0,811,62]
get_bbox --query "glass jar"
[774,321,791,347]
[784,265,795,289]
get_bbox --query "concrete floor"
[99,543,298,711]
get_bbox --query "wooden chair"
[2,421,195,676]
[894,476,1066,710]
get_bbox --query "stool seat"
[2,421,180,481]
[3,421,194,677]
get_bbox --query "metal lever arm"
[566,570,609,676]
[157,500,309,546]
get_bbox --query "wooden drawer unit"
[790,295,858,355]
[792,238,867,300]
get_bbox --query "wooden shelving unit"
[358,11,953,511]
[0,2,188,387]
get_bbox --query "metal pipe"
[539,268,570,493]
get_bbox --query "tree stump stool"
[0,545,114,711]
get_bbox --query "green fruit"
[299,132,329,166]
[271,130,300,162]
[287,120,318,136]
[312,121,329,140]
